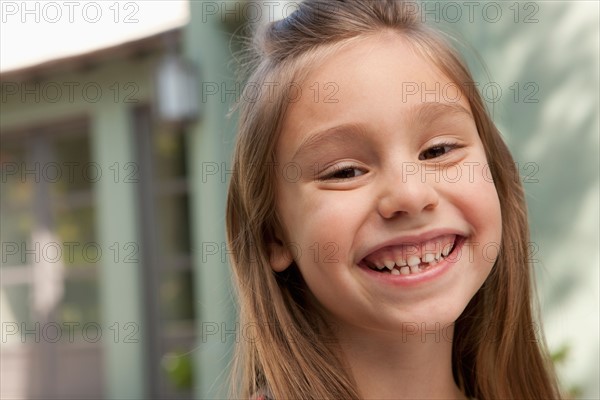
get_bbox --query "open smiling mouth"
[359,234,464,276]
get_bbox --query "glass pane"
[0,140,34,209]
[1,140,34,267]
[159,269,195,321]
[1,285,32,326]
[156,194,191,256]
[53,206,96,267]
[1,210,34,267]
[51,133,93,195]
[153,130,187,181]
[59,279,101,335]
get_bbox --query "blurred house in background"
[0,2,243,398]
[1,1,598,400]
[0,26,204,400]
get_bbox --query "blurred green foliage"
[552,343,583,399]
[161,350,194,390]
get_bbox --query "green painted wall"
[184,3,237,399]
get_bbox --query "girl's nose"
[377,164,440,219]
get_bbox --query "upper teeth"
[422,253,435,263]
[372,250,451,272]
[442,243,452,257]
[407,256,420,267]
[365,235,457,274]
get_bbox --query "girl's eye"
[322,166,366,180]
[419,143,458,160]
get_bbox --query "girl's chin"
[323,301,465,341]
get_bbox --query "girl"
[226,1,562,399]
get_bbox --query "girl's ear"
[268,239,293,272]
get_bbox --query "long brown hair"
[225,1,562,398]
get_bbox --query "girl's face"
[270,34,502,335]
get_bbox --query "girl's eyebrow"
[291,122,371,162]
[290,102,472,162]
[412,102,473,127]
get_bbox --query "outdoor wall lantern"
[155,42,200,124]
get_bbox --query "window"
[132,105,196,399]
[0,119,103,399]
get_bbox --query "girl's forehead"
[299,33,438,85]
[277,34,472,156]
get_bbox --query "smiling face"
[270,33,502,337]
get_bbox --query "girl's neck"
[334,324,467,400]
